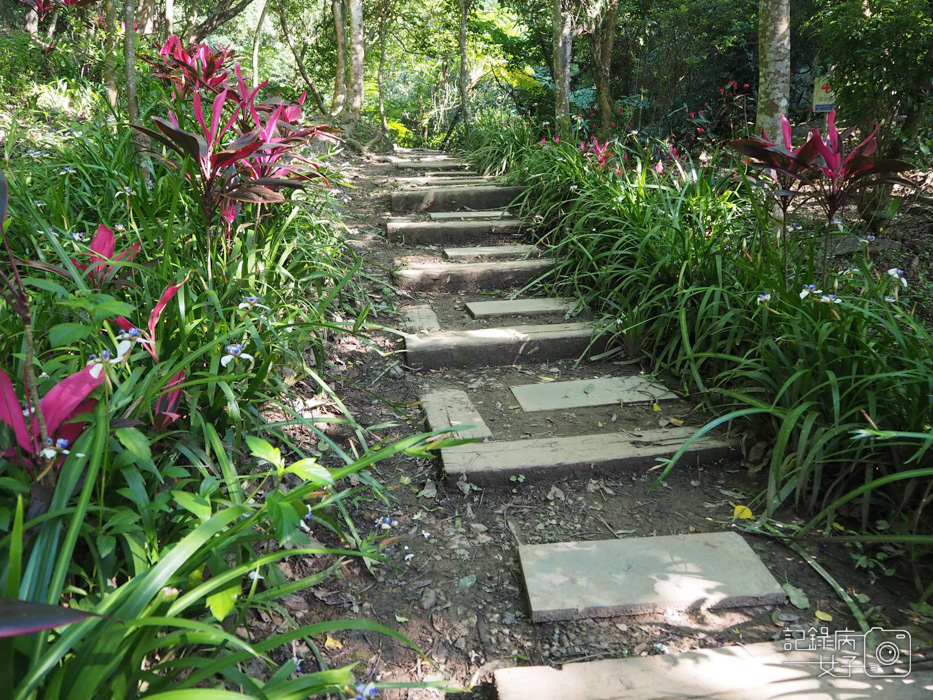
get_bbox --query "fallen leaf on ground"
[324,634,343,650]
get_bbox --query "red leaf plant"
[23,224,140,289]
[114,273,189,362]
[0,365,101,479]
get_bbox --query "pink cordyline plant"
[25,224,140,288]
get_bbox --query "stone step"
[443,245,540,261]
[405,322,597,370]
[387,218,524,245]
[393,160,470,171]
[429,210,514,221]
[421,170,479,178]
[440,427,734,484]
[495,641,931,700]
[395,176,490,187]
[393,258,551,292]
[510,375,677,412]
[391,185,524,213]
[519,531,785,623]
[420,388,491,440]
[466,298,573,319]
[400,305,440,332]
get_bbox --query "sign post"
[813,76,834,113]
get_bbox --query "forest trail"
[328,149,932,699]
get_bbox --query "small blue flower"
[293,657,302,675]
[355,683,378,699]
[376,517,394,530]
[757,293,771,304]
[819,294,839,304]
[799,284,822,300]
[56,438,69,450]
[859,235,876,244]
[883,295,897,303]
[238,296,270,311]
[222,343,254,369]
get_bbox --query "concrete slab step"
[443,245,540,261]
[405,322,597,370]
[420,388,491,440]
[393,160,470,171]
[429,210,514,221]
[393,259,551,292]
[519,531,785,623]
[466,298,573,319]
[387,218,524,245]
[391,185,524,213]
[421,170,479,178]
[510,375,677,412]
[440,427,734,484]
[396,177,490,188]
[400,305,440,332]
[495,641,931,700]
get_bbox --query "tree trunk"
[124,0,139,125]
[164,0,174,36]
[552,0,573,137]
[330,0,347,118]
[139,0,155,35]
[376,0,389,138]
[343,0,364,131]
[458,0,472,131]
[755,0,790,137]
[251,0,269,86]
[25,8,38,35]
[189,0,254,43]
[593,0,618,135]
[103,0,118,107]
[275,0,328,116]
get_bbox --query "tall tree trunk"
[251,0,269,86]
[343,0,364,131]
[139,0,155,35]
[330,0,347,117]
[593,0,618,135]
[189,0,254,43]
[552,0,573,137]
[275,0,328,116]
[124,0,139,126]
[458,0,472,131]
[103,0,118,107]
[25,8,39,35]
[366,0,391,150]
[164,0,174,36]
[755,0,790,137]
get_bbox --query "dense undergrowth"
[467,116,933,606]
[0,36,458,698]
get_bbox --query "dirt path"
[277,150,920,699]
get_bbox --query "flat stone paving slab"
[393,259,552,292]
[519,531,785,623]
[466,298,573,319]
[386,218,523,245]
[443,427,733,484]
[443,245,540,261]
[393,160,470,171]
[405,322,598,370]
[511,376,677,412]
[429,210,514,221]
[420,388,491,440]
[495,641,931,700]
[400,305,440,332]
[391,185,524,213]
